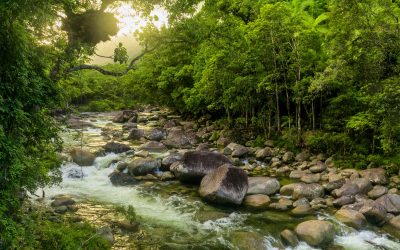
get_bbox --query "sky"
[91,3,168,65]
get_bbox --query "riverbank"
[35,107,400,249]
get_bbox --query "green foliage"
[114,43,129,64]
[115,205,137,224]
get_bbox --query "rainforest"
[1,0,399,249]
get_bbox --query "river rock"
[51,196,76,207]
[335,209,366,229]
[295,220,335,246]
[145,128,167,141]
[375,194,400,214]
[289,170,304,179]
[171,151,232,182]
[224,143,249,157]
[333,195,355,207]
[98,227,114,245]
[359,201,387,225]
[127,128,145,140]
[324,178,346,192]
[199,164,248,205]
[292,183,325,200]
[282,151,295,163]
[66,118,92,129]
[70,148,95,166]
[162,127,198,149]
[244,194,270,209]
[104,142,131,153]
[291,204,313,216]
[280,229,299,247]
[109,171,139,186]
[113,110,137,123]
[230,231,265,250]
[139,141,167,152]
[359,168,387,185]
[388,215,400,230]
[333,178,372,197]
[216,137,231,147]
[368,185,388,199]
[300,173,321,183]
[161,153,182,170]
[160,171,175,181]
[309,162,327,173]
[255,147,272,159]
[122,122,137,131]
[247,177,280,195]
[128,158,161,176]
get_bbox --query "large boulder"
[335,209,366,229]
[145,128,167,141]
[295,220,335,246]
[113,110,137,123]
[162,127,198,149]
[359,201,387,225]
[104,142,131,154]
[139,141,167,153]
[109,171,139,186]
[247,177,280,195]
[359,168,387,185]
[171,151,232,182]
[375,194,400,214]
[70,148,95,166]
[199,164,248,205]
[128,158,161,176]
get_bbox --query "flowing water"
[37,112,400,250]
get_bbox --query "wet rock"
[54,205,68,214]
[292,183,324,201]
[244,194,270,209]
[66,118,92,129]
[70,148,95,166]
[114,220,140,233]
[104,142,131,154]
[162,127,198,149]
[333,178,372,197]
[333,196,355,207]
[255,147,272,160]
[135,174,158,181]
[230,231,265,250]
[368,185,388,199]
[324,179,346,192]
[171,151,232,182]
[113,110,137,123]
[65,167,85,179]
[295,151,310,162]
[300,173,321,183]
[161,153,182,170]
[199,164,248,205]
[128,158,161,176]
[359,168,387,185]
[389,188,399,194]
[293,198,310,207]
[276,165,290,174]
[291,204,313,216]
[116,162,128,172]
[139,141,167,152]
[375,194,400,214]
[127,128,145,140]
[388,215,400,230]
[335,209,366,229]
[98,227,114,244]
[160,171,175,181]
[109,171,139,186]
[195,210,227,223]
[309,162,327,173]
[280,229,299,247]
[359,201,387,225]
[282,151,295,163]
[289,170,304,179]
[145,128,167,141]
[295,220,335,246]
[280,183,298,196]
[247,177,280,195]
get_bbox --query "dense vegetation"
[1,0,399,248]
[68,0,400,168]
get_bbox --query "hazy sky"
[91,3,168,65]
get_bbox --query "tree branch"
[65,45,157,77]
